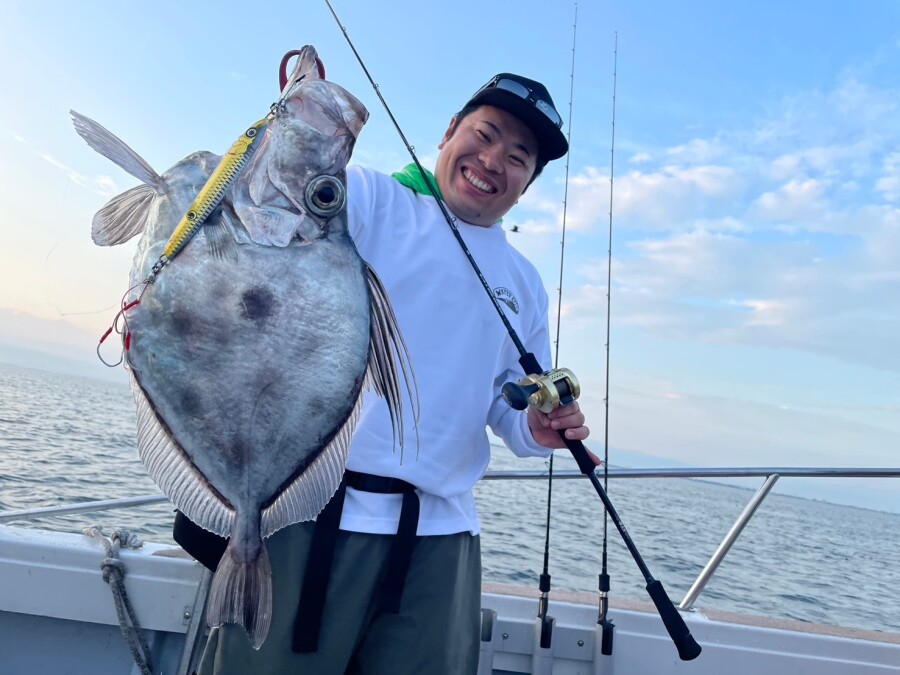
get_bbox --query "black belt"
[171,471,421,654]
[293,470,420,653]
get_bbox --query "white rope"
[84,526,155,675]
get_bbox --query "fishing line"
[325,0,702,660]
[323,0,528,358]
[536,2,579,645]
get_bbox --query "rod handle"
[560,434,598,476]
[646,580,702,661]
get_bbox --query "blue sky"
[1,1,899,512]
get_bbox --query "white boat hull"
[1,525,897,674]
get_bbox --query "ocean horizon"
[1,351,896,515]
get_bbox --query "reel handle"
[501,381,541,411]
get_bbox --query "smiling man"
[196,73,589,675]
[436,103,537,225]
[434,74,568,227]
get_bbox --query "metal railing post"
[679,473,781,611]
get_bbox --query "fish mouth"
[462,167,497,194]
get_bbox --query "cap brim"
[469,89,568,163]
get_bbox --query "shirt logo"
[492,287,520,315]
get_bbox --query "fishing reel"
[502,368,581,413]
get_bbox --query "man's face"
[434,105,538,227]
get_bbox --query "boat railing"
[2,466,898,612]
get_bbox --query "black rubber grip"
[539,615,554,650]
[599,618,615,656]
[560,434,597,475]
[646,580,702,661]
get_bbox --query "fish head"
[236,46,369,246]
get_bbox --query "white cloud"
[875,152,900,202]
[560,210,900,371]
[516,159,747,236]
[753,177,827,222]
[553,164,741,233]
[739,298,792,327]
[768,145,863,182]
[38,152,120,198]
[667,137,725,163]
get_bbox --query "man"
[196,72,590,674]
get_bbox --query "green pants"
[197,522,481,675]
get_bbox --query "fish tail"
[206,538,273,650]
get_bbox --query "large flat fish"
[72,46,413,649]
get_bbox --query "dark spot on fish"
[180,387,202,416]
[240,287,277,325]
[170,308,194,336]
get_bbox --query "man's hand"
[527,401,591,450]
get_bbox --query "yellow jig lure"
[147,115,270,280]
[98,115,273,365]
[97,56,311,365]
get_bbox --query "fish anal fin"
[130,373,235,537]
[260,403,358,538]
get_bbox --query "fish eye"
[305,175,346,217]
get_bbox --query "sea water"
[1,362,897,634]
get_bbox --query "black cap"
[464,73,568,163]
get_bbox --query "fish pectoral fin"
[364,263,419,459]
[204,207,240,261]
[70,110,165,189]
[91,184,158,246]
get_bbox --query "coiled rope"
[84,526,154,675]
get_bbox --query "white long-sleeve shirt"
[339,165,552,536]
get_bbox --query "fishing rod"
[324,0,701,661]
[597,30,620,659]
[533,3,579,658]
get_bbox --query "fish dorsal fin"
[70,110,164,189]
[129,372,235,538]
[91,183,158,246]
